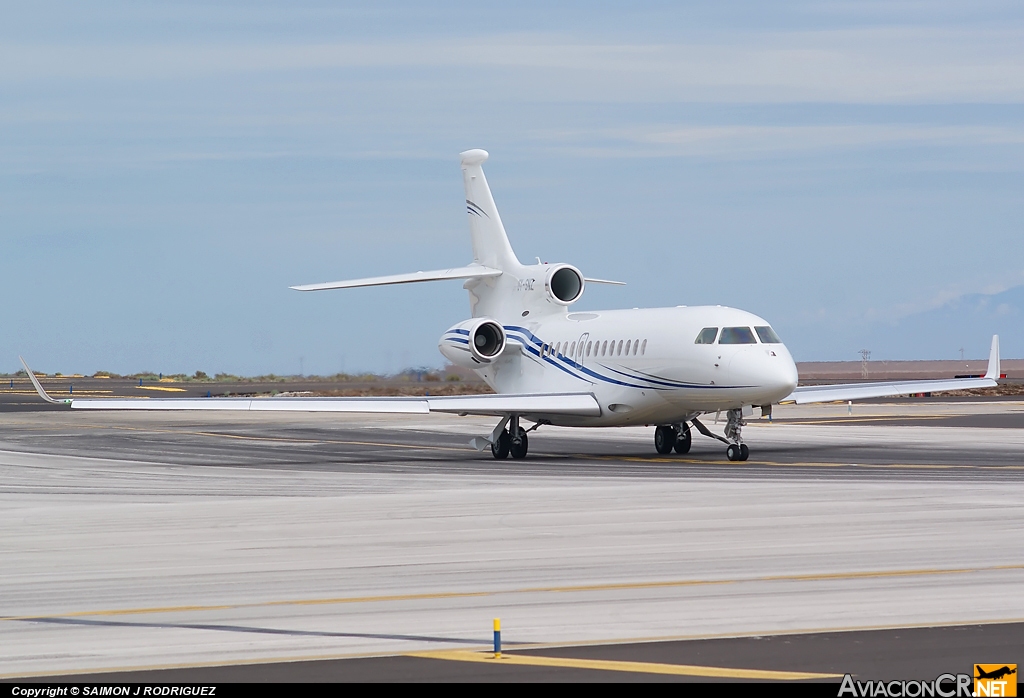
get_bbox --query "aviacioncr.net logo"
[974,664,1017,697]
[839,673,973,697]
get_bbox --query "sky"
[2,1,1023,375]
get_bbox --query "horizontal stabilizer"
[291,265,501,292]
[583,277,626,286]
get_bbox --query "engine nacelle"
[544,264,585,306]
[438,318,507,368]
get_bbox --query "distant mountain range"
[858,284,1023,361]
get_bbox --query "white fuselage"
[442,301,799,428]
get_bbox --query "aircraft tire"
[726,444,741,461]
[654,425,676,454]
[673,424,692,454]
[510,430,529,459]
[491,430,510,460]
[739,444,749,461]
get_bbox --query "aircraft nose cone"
[730,345,798,402]
[767,345,799,399]
[777,352,798,395]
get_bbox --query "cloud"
[2,25,1023,103]
[530,123,1024,158]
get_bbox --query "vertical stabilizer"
[460,149,520,271]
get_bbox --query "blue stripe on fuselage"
[502,324,751,391]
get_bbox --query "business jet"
[21,149,1001,461]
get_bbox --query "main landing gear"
[490,414,534,460]
[655,408,749,461]
[654,423,691,454]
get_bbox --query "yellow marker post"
[493,618,501,658]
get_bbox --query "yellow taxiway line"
[4,618,1021,681]
[409,649,840,679]
[5,563,1023,622]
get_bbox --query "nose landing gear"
[723,409,749,461]
[725,443,749,462]
[666,409,751,461]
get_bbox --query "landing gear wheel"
[491,429,510,460]
[509,429,529,459]
[654,425,677,454]
[726,444,741,461]
[673,424,692,454]
[739,444,749,461]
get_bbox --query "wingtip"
[18,356,62,405]
[984,334,1001,381]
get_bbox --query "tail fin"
[460,149,520,271]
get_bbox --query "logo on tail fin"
[466,200,489,218]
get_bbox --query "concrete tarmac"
[1,402,1022,681]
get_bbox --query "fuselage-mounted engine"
[544,264,585,306]
[438,318,507,369]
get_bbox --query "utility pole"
[859,349,871,379]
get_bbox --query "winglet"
[18,357,66,405]
[984,335,1000,381]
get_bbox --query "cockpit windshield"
[718,327,757,344]
[694,327,718,344]
[754,326,782,344]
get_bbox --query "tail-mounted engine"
[438,318,507,368]
[544,264,585,306]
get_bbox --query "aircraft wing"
[290,264,502,292]
[18,361,600,417]
[782,335,1000,405]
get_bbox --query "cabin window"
[754,326,782,344]
[603,340,608,356]
[719,327,757,344]
[554,342,561,356]
[570,341,576,356]
[617,340,623,355]
[641,339,647,355]
[633,339,639,355]
[586,341,592,356]
[695,327,718,344]
[625,340,631,355]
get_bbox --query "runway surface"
[2,400,1023,681]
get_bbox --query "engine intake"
[471,320,504,359]
[545,265,584,305]
[438,318,507,368]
